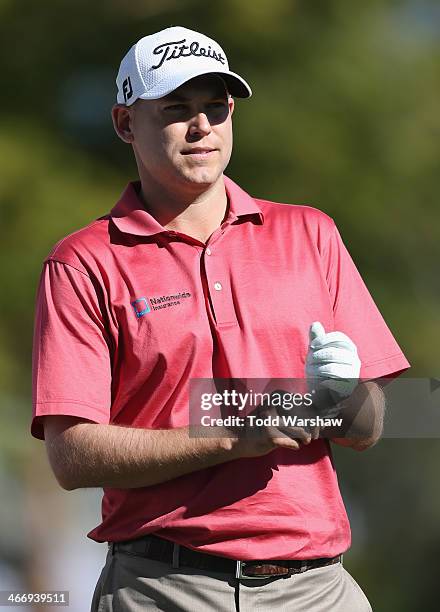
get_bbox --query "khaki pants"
[91,547,372,612]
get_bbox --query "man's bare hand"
[232,400,313,459]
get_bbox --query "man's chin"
[179,169,224,190]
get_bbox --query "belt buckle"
[236,560,262,580]
[235,560,286,580]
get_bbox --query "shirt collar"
[110,175,264,237]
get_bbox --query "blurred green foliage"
[0,0,439,610]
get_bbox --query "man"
[31,26,409,611]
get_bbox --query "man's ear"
[111,104,135,143]
[228,95,235,116]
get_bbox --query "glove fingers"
[307,363,360,379]
[309,322,326,344]
[320,378,358,397]
[307,347,358,365]
[309,331,357,351]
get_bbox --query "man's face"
[125,74,234,192]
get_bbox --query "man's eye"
[164,104,187,111]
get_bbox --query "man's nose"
[188,112,212,137]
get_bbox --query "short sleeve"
[31,260,112,440]
[322,224,410,379]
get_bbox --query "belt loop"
[235,561,242,579]
[110,542,115,556]
[172,543,180,569]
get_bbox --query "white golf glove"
[306,321,361,402]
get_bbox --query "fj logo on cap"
[152,38,226,70]
[122,76,133,103]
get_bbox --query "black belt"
[110,533,341,579]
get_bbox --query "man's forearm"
[47,423,240,490]
[325,381,385,450]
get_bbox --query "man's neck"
[138,175,228,244]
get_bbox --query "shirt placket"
[201,223,238,328]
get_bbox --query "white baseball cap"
[116,26,252,105]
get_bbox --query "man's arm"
[44,414,311,490]
[326,380,385,451]
[306,322,385,451]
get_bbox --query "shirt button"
[206,247,212,256]
[214,282,222,291]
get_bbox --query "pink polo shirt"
[32,176,409,560]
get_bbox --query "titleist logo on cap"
[115,26,252,103]
[152,38,226,70]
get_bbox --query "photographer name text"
[200,414,342,428]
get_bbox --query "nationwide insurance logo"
[131,291,192,318]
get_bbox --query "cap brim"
[138,68,252,100]
[219,71,252,98]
